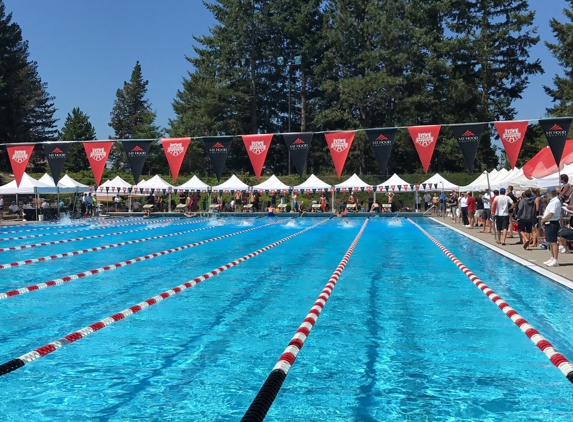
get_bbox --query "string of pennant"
[3,117,571,188]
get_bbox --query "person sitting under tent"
[9,202,19,214]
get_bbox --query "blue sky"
[3,0,570,139]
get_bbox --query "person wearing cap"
[492,187,513,245]
[540,186,562,267]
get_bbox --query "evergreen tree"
[0,1,57,170]
[109,61,162,170]
[544,0,573,118]
[59,107,96,172]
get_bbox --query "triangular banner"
[494,120,529,169]
[6,144,35,187]
[365,128,397,175]
[282,132,313,178]
[203,136,234,181]
[451,123,485,173]
[43,142,72,185]
[121,140,152,184]
[324,131,356,178]
[242,134,273,180]
[161,137,190,182]
[539,118,572,166]
[408,125,441,173]
[83,141,113,186]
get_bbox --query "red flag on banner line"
[407,125,441,173]
[242,134,274,180]
[6,144,35,187]
[324,131,356,178]
[161,137,190,182]
[493,120,529,169]
[83,141,114,186]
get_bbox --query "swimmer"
[143,209,150,219]
[184,212,197,218]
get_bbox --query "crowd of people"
[443,174,573,267]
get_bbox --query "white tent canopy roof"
[211,174,249,191]
[252,174,290,191]
[459,169,499,191]
[293,174,332,191]
[177,175,210,191]
[37,173,89,193]
[420,173,458,191]
[334,173,372,189]
[536,162,573,188]
[377,173,410,189]
[0,172,54,195]
[137,174,175,191]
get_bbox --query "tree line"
[2,0,573,180]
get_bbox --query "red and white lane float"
[0,224,216,270]
[408,218,573,384]
[0,218,330,377]
[0,218,208,253]
[0,220,284,300]
[0,217,181,242]
[242,218,369,422]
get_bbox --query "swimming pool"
[1,216,573,421]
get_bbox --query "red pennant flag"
[408,125,441,173]
[324,131,356,178]
[161,137,190,182]
[242,134,273,180]
[83,141,113,185]
[6,144,35,187]
[494,120,529,169]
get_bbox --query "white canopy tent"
[420,173,458,191]
[460,169,499,192]
[293,174,332,191]
[137,174,175,192]
[211,174,249,192]
[252,175,291,192]
[334,173,373,191]
[177,175,210,192]
[0,172,53,194]
[377,173,411,190]
[536,162,573,189]
[37,173,90,194]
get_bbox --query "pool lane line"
[407,218,573,384]
[0,223,217,270]
[0,217,182,242]
[0,216,146,232]
[242,218,369,422]
[0,219,286,301]
[0,218,330,377]
[0,218,209,253]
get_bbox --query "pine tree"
[59,107,96,172]
[109,61,162,170]
[544,0,573,118]
[0,1,58,170]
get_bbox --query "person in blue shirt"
[438,192,447,216]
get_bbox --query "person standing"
[507,186,518,238]
[86,193,94,217]
[558,174,572,203]
[460,192,469,226]
[475,193,484,227]
[492,188,513,245]
[423,192,432,211]
[480,189,493,234]
[438,191,447,217]
[467,193,476,228]
[432,193,439,215]
[0,195,3,222]
[448,191,459,223]
[540,186,562,267]
[517,190,536,250]
[114,194,121,211]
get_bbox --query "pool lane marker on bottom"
[0,219,284,301]
[242,218,369,422]
[407,218,573,384]
[0,218,330,377]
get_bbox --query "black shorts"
[558,227,573,240]
[518,220,532,233]
[545,221,560,243]
[495,215,509,231]
[483,209,491,220]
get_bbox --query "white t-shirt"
[494,195,513,216]
[460,196,468,208]
[483,193,491,209]
[543,196,562,221]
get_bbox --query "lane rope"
[407,218,573,384]
[0,220,285,301]
[0,224,217,270]
[242,218,369,422]
[0,218,208,253]
[0,218,330,377]
[0,217,181,242]
[0,216,145,233]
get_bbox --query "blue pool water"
[1,216,573,421]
